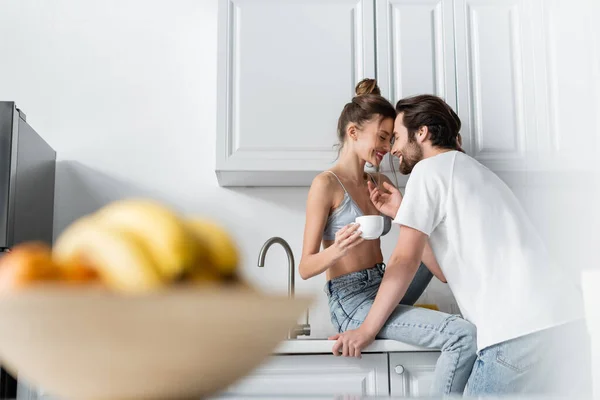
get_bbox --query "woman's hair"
[355,78,381,96]
[335,79,396,153]
[395,94,462,150]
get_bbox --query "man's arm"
[422,241,447,283]
[370,175,446,283]
[360,226,429,336]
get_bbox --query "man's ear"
[416,126,429,144]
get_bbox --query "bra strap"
[326,171,348,193]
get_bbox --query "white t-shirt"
[394,150,584,351]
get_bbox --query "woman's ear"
[347,124,358,141]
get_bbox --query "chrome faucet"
[257,237,311,339]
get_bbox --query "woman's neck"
[334,148,367,183]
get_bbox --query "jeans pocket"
[495,338,541,374]
[335,281,368,301]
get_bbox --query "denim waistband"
[324,263,385,296]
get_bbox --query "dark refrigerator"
[0,102,56,399]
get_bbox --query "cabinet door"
[389,352,440,397]
[375,0,456,185]
[531,0,598,172]
[222,354,389,396]
[454,0,541,171]
[455,0,598,174]
[216,0,376,186]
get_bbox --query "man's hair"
[396,95,461,149]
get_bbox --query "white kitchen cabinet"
[529,0,598,172]
[216,0,598,186]
[375,0,456,108]
[216,0,376,186]
[452,0,600,174]
[453,0,597,175]
[222,354,389,396]
[389,352,441,397]
[374,0,457,186]
[453,0,542,172]
[21,351,440,399]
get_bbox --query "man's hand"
[328,327,376,358]
[367,181,402,218]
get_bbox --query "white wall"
[0,0,597,339]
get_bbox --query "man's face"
[391,113,423,175]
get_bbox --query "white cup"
[355,215,384,240]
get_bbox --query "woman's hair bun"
[355,78,381,96]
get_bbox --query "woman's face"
[350,116,393,167]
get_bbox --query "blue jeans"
[465,319,592,397]
[325,263,477,395]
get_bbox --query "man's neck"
[422,145,455,160]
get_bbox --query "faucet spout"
[257,237,310,339]
[257,237,295,299]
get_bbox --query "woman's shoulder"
[311,171,340,190]
[307,171,343,207]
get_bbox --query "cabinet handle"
[394,365,405,375]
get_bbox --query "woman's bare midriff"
[324,238,384,281]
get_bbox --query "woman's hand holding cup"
[333,223,364,256]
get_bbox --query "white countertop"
[274,338,434,354]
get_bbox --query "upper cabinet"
[531,0,598,173]
[454,0,539,172]
[375,0,456,106]
[454,0,598,174]
[216,0,376,186]
[374,0,456,186]
[216,0,599,186]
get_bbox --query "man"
[330,94,590,396]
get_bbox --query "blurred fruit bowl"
[0,198,310,399]
[0,283,310,399]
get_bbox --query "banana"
[94,199,197,281]
[185,218,239,278]
[187,268,223,283]
[53,217,164,293]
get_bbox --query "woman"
[298,79,477,395]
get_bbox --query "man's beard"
[399,140,423,175]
